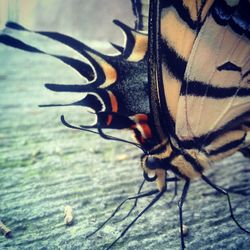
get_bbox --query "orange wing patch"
[127,32,148,62]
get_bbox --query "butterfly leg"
[178,179,190,250]
[166,176,180,194]
[87,188,159,238]
[202,174,250,234]
[106,190,165,250]
[174,175,179,196]
[166,176,180,205]
[116,179,146,222]
[117,175,181,222]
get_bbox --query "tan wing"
[160,0,214,121]
[176,1,250,151]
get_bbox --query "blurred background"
[0,0,134,42]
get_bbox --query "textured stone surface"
[0,29,250,250]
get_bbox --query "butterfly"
[0,0,250,249]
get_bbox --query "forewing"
[150,0,214,141]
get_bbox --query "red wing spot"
[133,114,149,122]
[106,114,113,126]
[108,91,118,112]
[140,123,152,139]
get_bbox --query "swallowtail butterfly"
[1,0,250,249]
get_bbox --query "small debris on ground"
[64,205,74,226]
[116,154,130,161]
[0,220,12,238]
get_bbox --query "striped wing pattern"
[174,0,250,161]
[0,14,156,148]
[153,0,250,170]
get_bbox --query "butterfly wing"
[147,1,214,142]
[174,0,250,159]
[0,2,157,148]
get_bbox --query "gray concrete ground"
[0,22,250,250]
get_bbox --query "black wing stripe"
[207,134,246,156]
[242,69,250,79]
[44,83,94,92]
[5,21,122,85]
[212,0,250,38]
[0,34,42,53]
[181,80,250,98]
[182,152,204,173]
[217,62,242,72]
[113,20,135,59]
[178,110,250,150]
[0,34,94,81]
[243,121,250,128]
[41,90,109,113]
[161,38,187,80]
[5,22,108,59]
[162,0,198,30]
[169,164,186,179]
[239,145,250,158]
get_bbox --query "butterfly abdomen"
[142,141,210,181]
